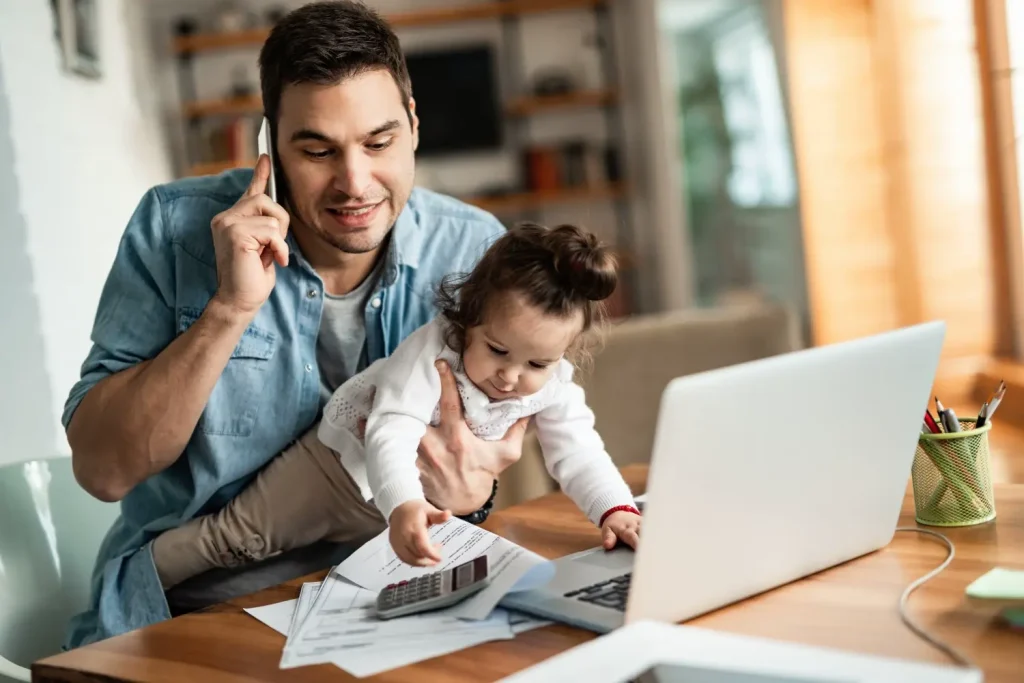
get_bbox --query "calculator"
[376,556,490,620]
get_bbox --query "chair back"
[0,456,118,682]
[579,302,802,468]
[495,301,801,509]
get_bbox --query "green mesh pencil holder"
[912,418,996,527]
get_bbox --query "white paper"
[336,517,549,620]
[245,594,514,677]
[245,598,297,634]
[340,630,511,678]
[507,610,553,634]
[280,573,514,670]
[287,581,321,640]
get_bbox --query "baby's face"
[462,292,582,401]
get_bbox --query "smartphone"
[257,116,278,203]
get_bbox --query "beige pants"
[152,421,386,589]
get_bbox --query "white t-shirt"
[318,317,636,525]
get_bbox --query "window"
[710,9,796,207]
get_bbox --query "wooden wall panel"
[782,0,1002,367]
[878,0,996,359]
[780,0,901,346]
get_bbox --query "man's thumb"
[502,416,530,443]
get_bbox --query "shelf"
[173,0,606,55]
[181,88,617,120]
[185,160,626,214]
[506,89,617,116]
[464,183,627,213]
[184,94,262,119]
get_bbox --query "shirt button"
[370,297,382,309]
[307,288,318,299]
[304,364,313,373]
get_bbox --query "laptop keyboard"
[564,572,632,611]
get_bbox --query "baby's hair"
[435,222,618,369]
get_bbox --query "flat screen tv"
[405,44,502,157]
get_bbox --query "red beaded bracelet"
[599,505,642,527]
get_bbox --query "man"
[62,1,524,649]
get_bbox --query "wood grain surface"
[33,466,1024,682]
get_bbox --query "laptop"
[501,321,946,633]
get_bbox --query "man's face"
[275,69,419,255]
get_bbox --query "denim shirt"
[61,169,504,649]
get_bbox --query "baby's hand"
[600,510,642,550]
[388,500,452,567]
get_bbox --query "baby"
[152,222,641,584]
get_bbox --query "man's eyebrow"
[288,120,401,144]
[289,129,334,144]
[366,119,401,138]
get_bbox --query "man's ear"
[408,97,420,152]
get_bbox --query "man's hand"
[388,499,452,566]
[209,154,290,320]
[416,360,529,515]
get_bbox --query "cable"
[893,527,977,669]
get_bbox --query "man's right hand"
[416,360,528,515]
[209,154,290,320]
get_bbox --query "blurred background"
[1,1,1024,673]
[1,0,1023,467]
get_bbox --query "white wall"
[0,1,174,465]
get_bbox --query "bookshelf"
[173,0,635,311]
[182,88,617,125]
[173,0,606,55]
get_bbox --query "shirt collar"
[383,204,421,285]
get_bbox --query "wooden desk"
[34,465,1024,682]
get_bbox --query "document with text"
[279,574,514,671]
[335,517,553,620]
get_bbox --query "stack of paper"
[244,517,554,677]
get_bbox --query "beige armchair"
[493,301,801,510]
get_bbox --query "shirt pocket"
[178,306,277,437]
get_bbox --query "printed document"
[280,574,514,669]
[335,516,550,620]
[244,577,550,676]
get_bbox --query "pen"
[935,398,950,431]
[945,407,962,433]
[977,401,990,428]
[985,381,1006,422]
[923,410,942,434]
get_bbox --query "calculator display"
[452,555,488,590]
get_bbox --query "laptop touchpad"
[574,546,635,571]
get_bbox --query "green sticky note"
[965,568,1024,600]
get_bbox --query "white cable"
[893,527,977,669]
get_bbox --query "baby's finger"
[414,528,440,562]
[602,526,617,550]
[397,541,419,566]
[412,555,439,567]
[623,529,640,549]
[426,507,451,526]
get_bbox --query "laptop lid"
[625,321,946,626]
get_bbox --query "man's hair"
[258,1,412,128]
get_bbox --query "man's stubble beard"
[282,167,414,256]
